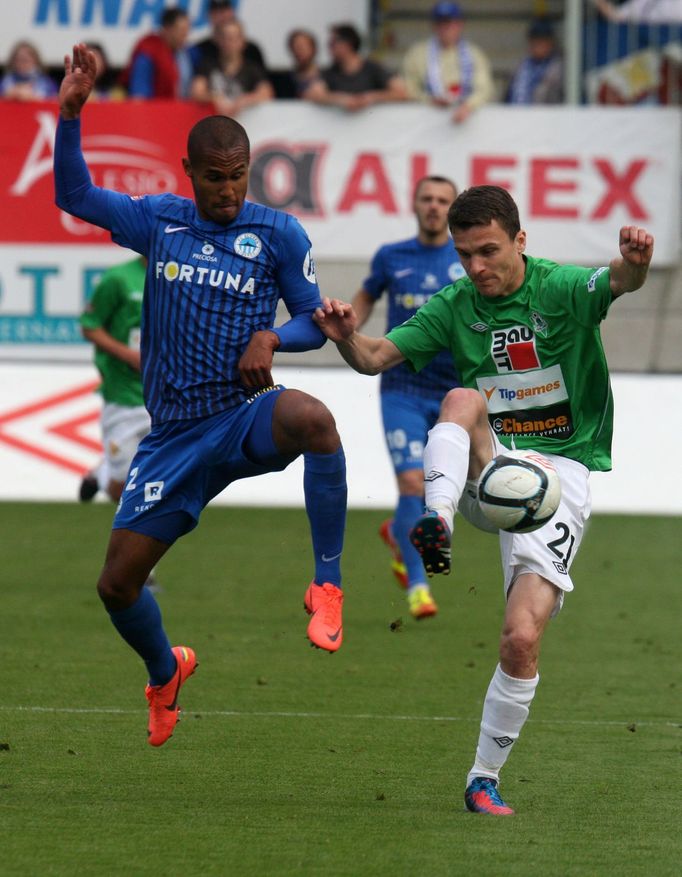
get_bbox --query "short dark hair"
[448,185,520,240]
[161,7,188,29]
[187,115,250,165]
[414,175,458,200]
[287,28,317,53]
[330,24,361,53]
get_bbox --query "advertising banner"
[0,101,679,358]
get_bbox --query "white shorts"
[457,434,592,615]
[101,402,151,482]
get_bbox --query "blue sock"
[394,494,428,588]
[304,448,347,587]
[107,587,177,686]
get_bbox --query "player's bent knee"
[274,390,340,454]
[439,387,487,423]
[96,568,142,610]
[500,625,542,669]
[397,469,424,496]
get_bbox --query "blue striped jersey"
[362,237,465,398]
[106,195,323,422]
[54,118,324,423]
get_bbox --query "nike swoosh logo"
[327,627,342,642]
[164,224,189,234]
[394,268,413,278]
[321,552,342,562]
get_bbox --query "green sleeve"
[386,288,453,372]
[546,264,613,327]
[79,274,122,331]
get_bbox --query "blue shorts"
[381,391,442,475]
[114,386,294,544]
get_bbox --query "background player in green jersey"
[313,185,654,815]
[79,254,150,504]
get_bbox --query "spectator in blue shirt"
[0,41,57,101]
[506,19,564,105]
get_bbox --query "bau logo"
[491,325,540,373]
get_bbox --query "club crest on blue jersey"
[449,262,467,282]
[234,233,262,259]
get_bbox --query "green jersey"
[80,257,146,407]
[387,255,615,471]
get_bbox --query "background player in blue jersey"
[55,44,348,748]
[351,176,463,619]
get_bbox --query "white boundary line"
[0,705,679,729]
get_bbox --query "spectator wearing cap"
[402,1,495,123]
[190,0,267,74]
[304,22,408,111]
[120,7,192,98]
[506,18,564,104]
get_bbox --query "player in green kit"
[79,255,150,504]
[313,185,654,815]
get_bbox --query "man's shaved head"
[187,115,250,166]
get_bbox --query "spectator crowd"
[1,1,680,111]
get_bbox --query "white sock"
[96,458,110,491]
[467,663,539,786]
[422,422,470,530]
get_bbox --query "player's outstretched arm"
[313,297,404,375]
[59,44,97,120]
[609,225,654,297]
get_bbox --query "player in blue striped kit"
[352,176,464,619]
[55,44,347,747]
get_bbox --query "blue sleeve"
[271,216,326,352]
[128,54,154,98]
[54,117,154,254]
[362,246,388,300]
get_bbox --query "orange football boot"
[145,645,198,747]
[304,583,344,652]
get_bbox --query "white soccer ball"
[477,449,561,533]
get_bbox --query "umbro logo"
[470,321,488,332]
[493,736,514,748]
[164,224,189,234]
[424,469,444,482]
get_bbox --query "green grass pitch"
[1,502,680,876]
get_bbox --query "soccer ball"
[477,449,561,533]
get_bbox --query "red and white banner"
[2,101,678,359]
[1,101,680,263]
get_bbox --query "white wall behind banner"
[0,364,679,515]
[2,0,369,68]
